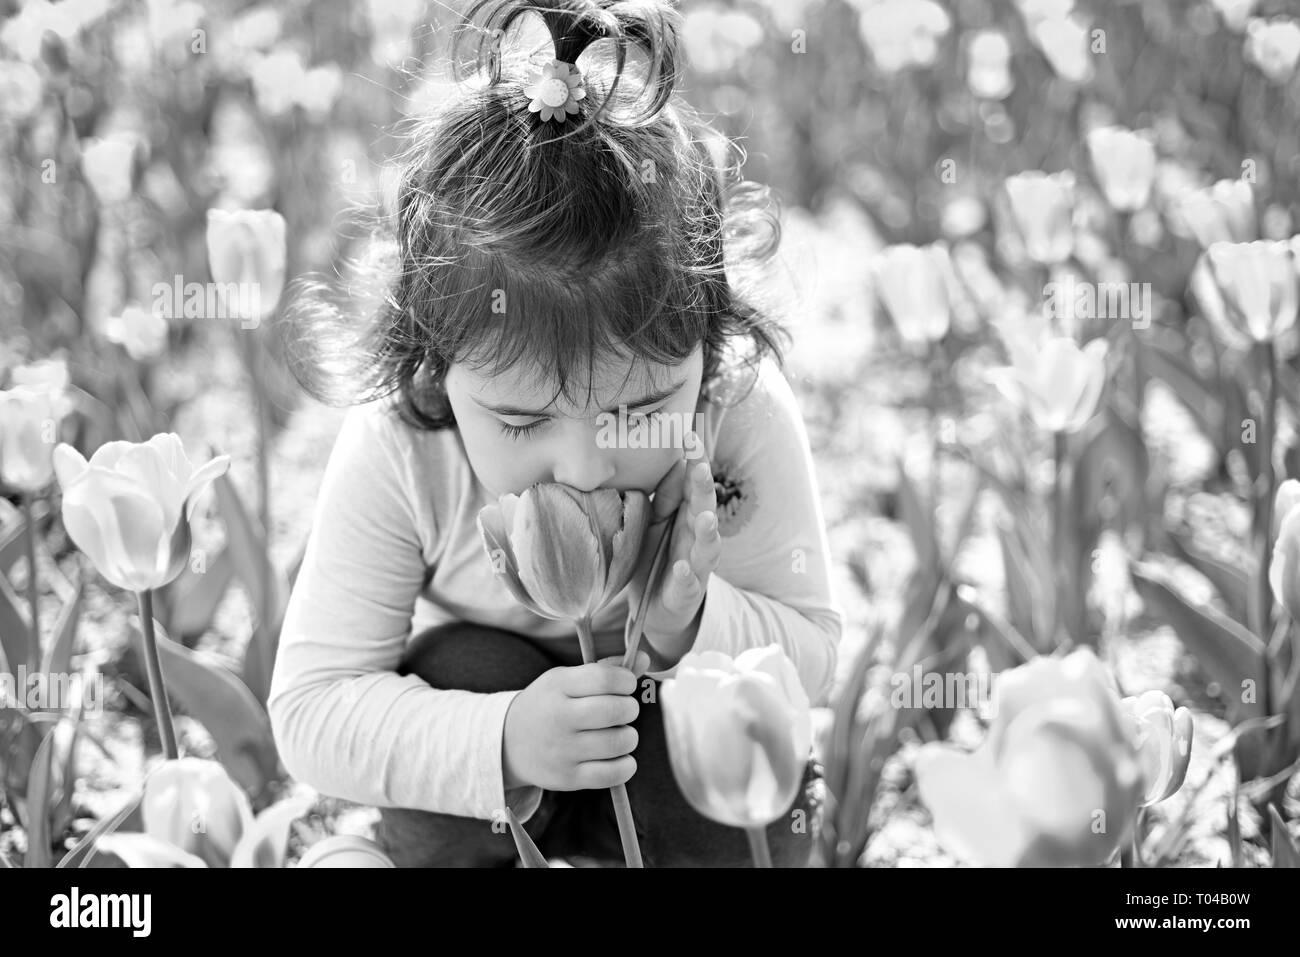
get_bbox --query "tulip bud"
[1169,180,1255,249]
[1246,17,1300,84]
[1004,171,1075,265]
[1203,240,1300,345]
[0,387,64,492]
[1270,500,1300,621]
[52,433,230,592]
[205,208,287,325]
[141,758,253,868]
[967,30,1013,99]
[988,336,1108,434]
[476,483,650,622]
[660,646,812,830]
[870,243,953,347]
[1120,690,1194,806]
[80,134,137,206]
[1086,126,1157,213]
[296,835,395,868]
[915,647,1145,867]
[1275,479,1300,536]
[104,305,169,361]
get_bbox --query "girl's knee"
[398,620,554,693]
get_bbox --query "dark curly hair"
[279,0,789,431]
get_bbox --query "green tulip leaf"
[40,573,83,681]
[213,473,287,706]
[23,721,58,868]
[1269,805,1300,868]
[1165,531,1250,627]
[505,806,550,868]
[58,794,142,868]
[163,545,236,648]
[1130,562,1267,721]
[0,573,31,679]
[133,621,281,802]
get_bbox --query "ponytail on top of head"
[453,0,681,136]
[279,0,788,431]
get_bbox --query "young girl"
[268,0,843,867]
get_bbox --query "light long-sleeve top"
[267,350,843,823]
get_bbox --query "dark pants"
[374,621,823,867]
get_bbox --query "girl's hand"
[626,440,722,668]
[502,651,650,792]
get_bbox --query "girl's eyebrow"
[474,377,688,417]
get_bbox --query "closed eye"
[498,420,546,441]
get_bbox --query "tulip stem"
[574,616,644,867]
[1254,342,1276,715]
[1052,430,1067,648]
[21,496,41,674]
[746,827,772,868]
[623,522,675,671]
[136,590,179,760]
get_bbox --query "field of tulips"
[3,0,1300,873]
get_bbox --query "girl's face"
[445,344,704,499]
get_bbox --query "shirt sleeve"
[267,402,542,822]
[638,358,844,707]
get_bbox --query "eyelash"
[498,420,545,441]
[496,409,664,441]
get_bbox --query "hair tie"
[524,59,587,123]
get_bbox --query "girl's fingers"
[651,457,689,524]
[664,558,705,615]
[690,510,722,573]
[689,460,717,516]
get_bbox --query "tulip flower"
[104,305,169,361]
[80,134,137,206]
[1086,126,1157,213]
[97,757,326,868]
[1030,14,1093,84]
[52,433,230,593]
[0,387,66,493]
[660,646,812,866]
[988,336,1108,434]
[477,483,650,641]
[967,29,1013,99]
[1199,240,1299,347]
[477,482,655,868]
[1246,17,1300,84]
[1119,691,1194,807]
[54,433,230,759]
[9,357,71,396]
[1169,180,1255,249]
[1275,479,1300,535]
[297,835,395,868]
[1004,171,1075,265]
[915,647,1146,867]
[870,243,953,347]
[205,208,287,326]
[1270,488,1300,621]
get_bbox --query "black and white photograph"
[0,0,1297,917]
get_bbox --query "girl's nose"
[551,423,616,491]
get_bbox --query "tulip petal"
[182,453,231,522]
[62,469,168,592]
[96,833,209,868]
[229,796,314,868]
[1157,707,1195,804]
[915,743,1026,867]
[600,491,651,607]
[114,442,187,534]
[514,486,604,619]
[52,443,88,491]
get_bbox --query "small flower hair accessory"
[524,59,587,123]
